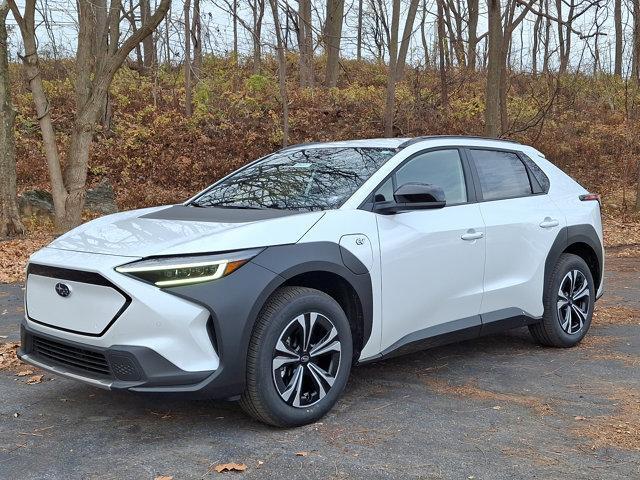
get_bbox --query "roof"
[278,138,410,152]
[278,136,520,153]
[398,135,520,148]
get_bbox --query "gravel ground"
[0,254,638,479]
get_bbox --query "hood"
[48,205,325,258]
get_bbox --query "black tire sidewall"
[545,254,595,345]
[253,290,353,426]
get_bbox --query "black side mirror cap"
[373,182,446,214]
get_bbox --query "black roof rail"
[398,135,520,149]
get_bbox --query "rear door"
[373,148,486,353]
[467,148,565,326]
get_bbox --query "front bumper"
[19,323,213,392]
[22,247,284,398]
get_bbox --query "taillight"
[579,193,601,206]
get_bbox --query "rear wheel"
[240,286,353,427]
[529,253,594,347]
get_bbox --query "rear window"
[471,150,532,201]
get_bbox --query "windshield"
[190,147,397,211]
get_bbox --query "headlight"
[115,249,262,287]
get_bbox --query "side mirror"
[374,182,446,214]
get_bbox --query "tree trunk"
[542,0,550,74]
[268,0,289,146]
[396,0,420,79]
[0,0,24,238]
[232,0,238,64]
[383,0,400,137]
[614,0,622,76]
[141,0,155,70]
[192,0,202,78]
[467,0,478,70]
[184,0,193,116]
[633,0,640,81]
[356,0,363,61]
[532,0,542,75]
[324,0,344,87]
[484,0,502,137]
[298,0,314,86]
[252,0,264,74]
[437,0,449,113]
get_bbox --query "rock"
[85,179,118,215]
[18,179,118,219]
[18,190,54,218]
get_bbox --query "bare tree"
[0,0,24,237]
[268,0,289,145]
[141,0,156,70]
[324,0,344,86]
[9,0,171,231]
[357,0,364,60]
[484,0,537,136]
[467,0,479,69]
[437,0,449,111]
[614,0,622,76]
[298,0,314,86]
[192,0,202,77]
[634,0,640,81]
[184,0,193,116]
[383,0,420,136]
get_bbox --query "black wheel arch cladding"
[164,241,373,398]
[545,224,603,293]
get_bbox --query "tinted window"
[374,177,395,202]
[394,149,467,205]
[192,147,396,211]
[472,150,532,201]
[521,155,550,193]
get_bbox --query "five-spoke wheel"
[529,253,595,347]
[240,286,353,427]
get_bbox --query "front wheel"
[240,286,353,427]
[529,253,595,347]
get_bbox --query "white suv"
[20,136,603,427]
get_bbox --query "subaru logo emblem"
[55,283,71,298]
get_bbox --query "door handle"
[461,230,484,241]
[539,217,559,229]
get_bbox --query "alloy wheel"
[557,269,591,335]
[272,312,342,408]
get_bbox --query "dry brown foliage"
[422,378,554,415]
[572,387,640,452]
[592,305,640,326]
[0,342,22,371]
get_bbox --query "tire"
[240,286,353,427]
[529,253,595,347]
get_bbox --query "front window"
[191,147,397,211]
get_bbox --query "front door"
[374,148,486,353]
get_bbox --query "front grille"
[32,336,111,377]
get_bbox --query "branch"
[105,0,170,79]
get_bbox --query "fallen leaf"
[16,370,34,377]
[154,476,173,480]
[574,416,586,420]
[214,463,247,473]
[26,374,44,384]
[295,451,309,457]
